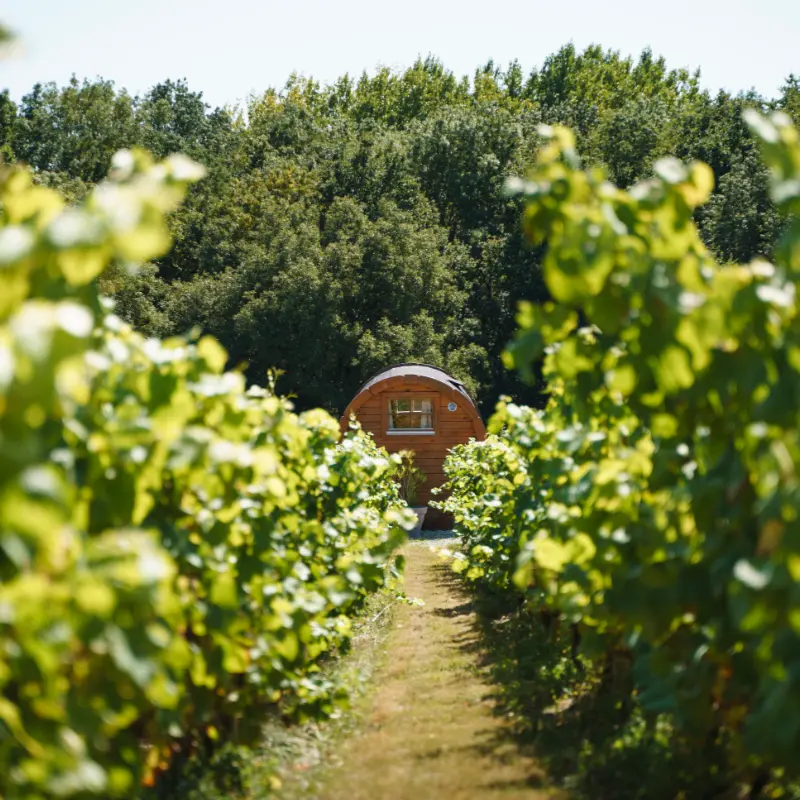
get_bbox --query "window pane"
[388,398,434,430]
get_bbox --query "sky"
[2,0,798,109]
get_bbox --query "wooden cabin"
[339,363,486,528]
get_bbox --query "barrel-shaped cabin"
[339,363,486,528]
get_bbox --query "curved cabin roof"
[341,362,485,437]
[360,363,478,407]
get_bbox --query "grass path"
[316,540,562,800]
[267,538,793,800]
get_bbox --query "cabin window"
[388,398,434,433]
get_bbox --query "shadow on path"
[317,542,560,800]
[430,560,745,800]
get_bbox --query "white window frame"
[386,396,435,435]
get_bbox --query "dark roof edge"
[356,362,479,407]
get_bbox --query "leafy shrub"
[395,450,427,506]
[436,111,800,784]
[0,149,413,798]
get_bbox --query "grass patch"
[315,542,561,800]
[250,589,399,799]
[150,588,399,800]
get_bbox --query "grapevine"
[437,111,800,778]
[0,150,413,797]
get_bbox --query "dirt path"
[317,541,560,800]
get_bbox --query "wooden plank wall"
[354,383,480,527]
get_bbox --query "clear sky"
[2,0,798,109]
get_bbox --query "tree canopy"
[3,46,796,414]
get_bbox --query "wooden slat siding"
[349,396,381,432]
[410,467,447,479]
[340,365,486,527]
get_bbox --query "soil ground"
[316,539,563,800]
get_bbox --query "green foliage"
[436,111,800,784]
[780,75,800,126]
[13,78,139,183]
[0,149,413,798]
[6,47,793,415]
[395,451,427,507]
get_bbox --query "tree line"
[2,45,798,414]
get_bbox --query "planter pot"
[410,506,428,536]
